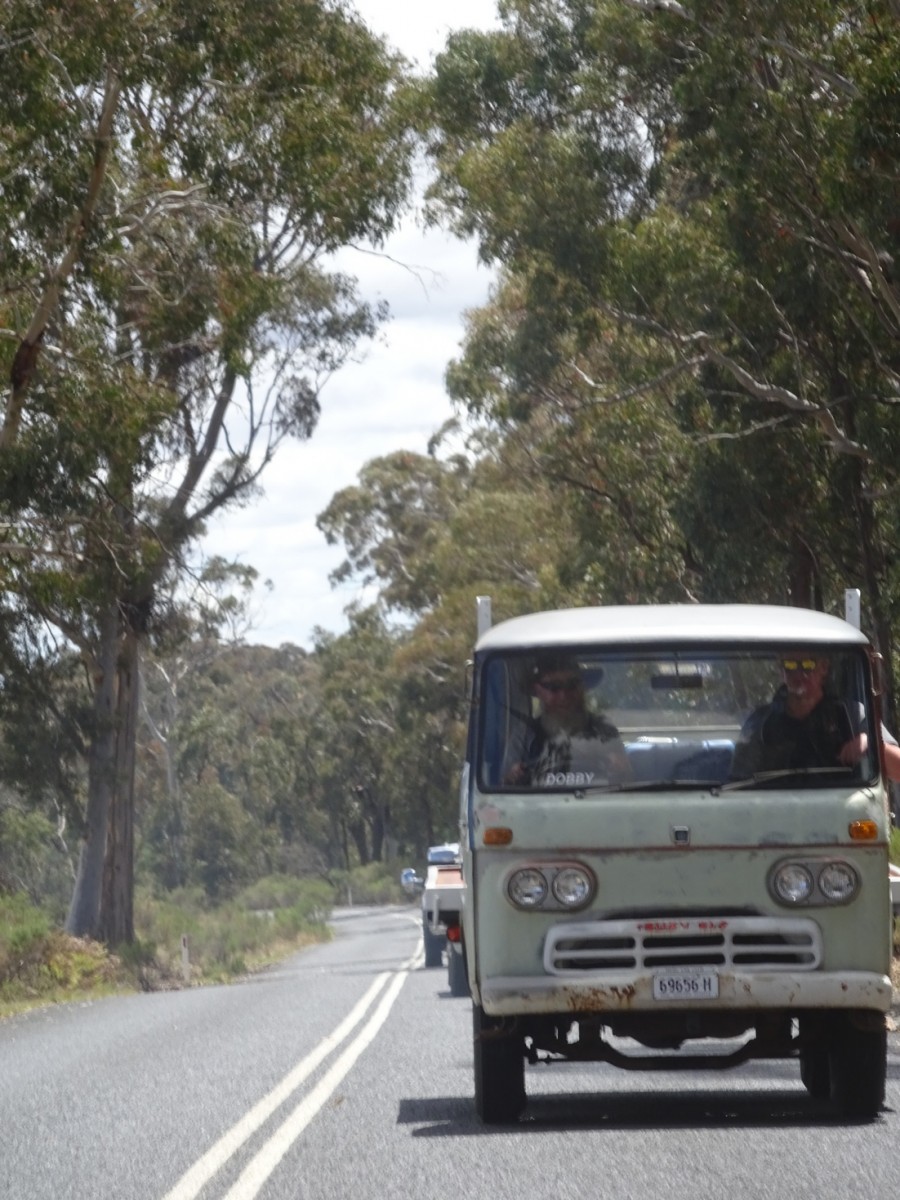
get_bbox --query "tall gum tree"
[0,0,415,942]
[419,0,900,693]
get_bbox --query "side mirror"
[400,868,423,893]
[871,650,885,697]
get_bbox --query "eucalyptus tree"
[318,435,586,619]
[318,446,475,614]
[315,438,595,848]
[137,632,323,897]
[310,609,404,866]
[420,0,900,677]
[0,0,415,941]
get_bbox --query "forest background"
[2,0,900,989]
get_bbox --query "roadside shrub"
[0,893,52,985]
[38,935,118,992]
[133,877,333,984]
[236,874,332,921]
[336,861,408,906]
[0,808,73,922]
[0,893,122,1006]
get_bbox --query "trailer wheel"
[828,1013,886,1118]
[447,942,468,996]
[423,919,444,968]
[473,1004,525,1123]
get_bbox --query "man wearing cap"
[505,653,630,787]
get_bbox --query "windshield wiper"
[712,766,854,794]
[574,777,724,795]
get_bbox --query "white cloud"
[351,0,500,70]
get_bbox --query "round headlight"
[551,866,594,909]
[771,862,814,904]
[508,868,548,909]
[818,861,859,903]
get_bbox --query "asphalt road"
[2,905,900,1200]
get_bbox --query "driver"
[505,653,630,786]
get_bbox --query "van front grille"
[543,916,821,974]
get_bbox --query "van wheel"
[448,943,468,996]
[423,921,444,967]
[473,1004,525,1123]
[828,1013,886,1118]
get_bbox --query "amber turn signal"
[483,826,513,846]
[848,820,878,841]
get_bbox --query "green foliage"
[132,880,332,984]
[0,0,417,944]
[337,861,411,906]
[0,804,72,918]
[0,894,122,1010]
[0,880,334,1012]
[416,0,900,714]
[183,781,261,900]
[236,875,333,923]
[0,892,51,960]
[10,0,900,956]
[135,638,330,897]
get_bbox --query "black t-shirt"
[734,686,852,775]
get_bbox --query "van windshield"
[477,645,877,792]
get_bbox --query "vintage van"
[460,604,893,1122]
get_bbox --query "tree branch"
[1,66,122,449]
[699,340,869,458]
[758,37,858,98]
[829,217,900,334]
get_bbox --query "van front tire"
[473,1004,525,1123]
[828,1012,886,1119]
[799,1044,830,1100]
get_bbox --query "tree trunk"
[851,463,896,727]
[340,818,351,871]
[65,603,119,939]
[100,628,140,945]
[787,535,819,610]
[366,794,390,863]
[348,818,369,865]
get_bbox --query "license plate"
[652,968,719,1000]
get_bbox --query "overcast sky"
[202,0,500,648]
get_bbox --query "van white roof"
[476,604,870,652]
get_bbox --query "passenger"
[732,651,863,777]
[505,653,630,786]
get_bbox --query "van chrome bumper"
[479,970,893,1016]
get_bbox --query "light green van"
[460,604,893,1122]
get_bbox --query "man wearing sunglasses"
[504,653,630,786]
[732,651,861,778]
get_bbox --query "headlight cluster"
[506,863,596,911]
[768,858,860,907]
